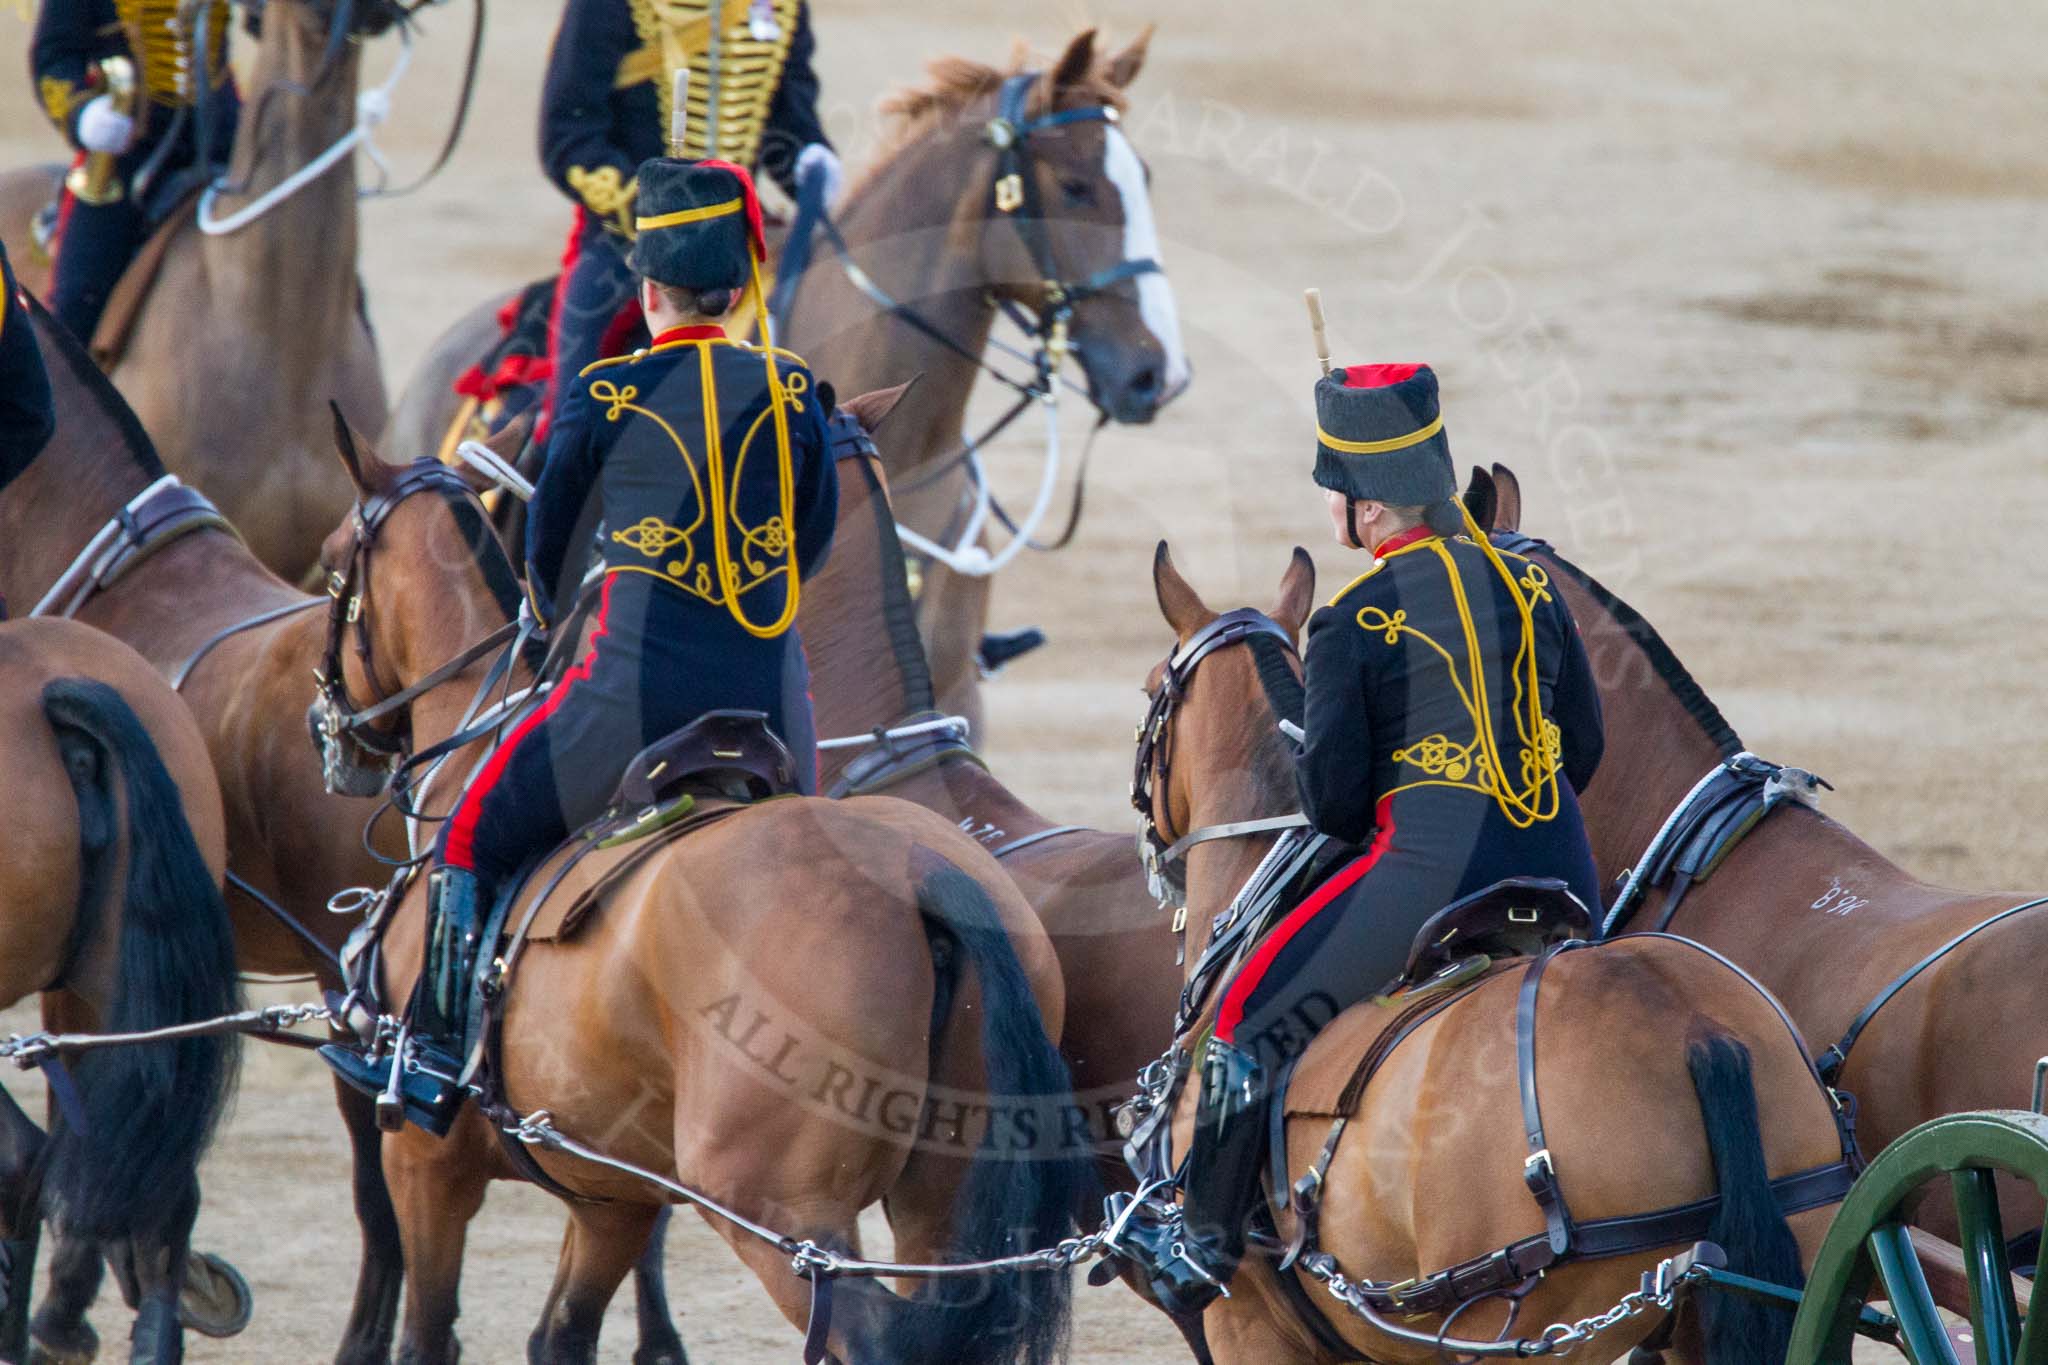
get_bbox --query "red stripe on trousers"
[442,573,616,870]
[1214,797,1396,1044]
[48,154,84,291]
[534,208,591,447]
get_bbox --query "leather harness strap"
[987,825,1088,859]
[170,597,324,690]
[1816,894,2048,1084]
[31,476,237,619]
[1517,941,1574,1256]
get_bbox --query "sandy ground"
[3,0,2046,1359]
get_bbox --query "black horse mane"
[25,290,165,479]
[1246,632,1304,729]
[1510,535,1744,759]
[834,415,939,716]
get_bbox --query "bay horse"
[0,616,242,1365]
[1,296,432,1364]
[387,27,1187,739]
[1,0,394,581]
[1132,543,1854,1364]
[1481,465,2048,1242]
[318,428,1091,1365]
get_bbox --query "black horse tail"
[885,856,1088,1365]
[1688,1034,1803,1364]
[37,679,242,1240]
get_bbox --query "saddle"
[1399,877,1592,985]
[493,710,798,949]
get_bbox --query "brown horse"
[1,296,425,1364]
[1133,544,1854,1364]
[1,0,392,580]
[1482,466,2048,1241]
[0,617,242,1365]
[387,28,1186,740]
[317,430,1091,1365]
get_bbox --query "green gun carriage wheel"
[1787,1110,2048,1365]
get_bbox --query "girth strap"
[1518,942,1577,1256]
[1816,895,2048,1084]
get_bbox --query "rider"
[1,243,57,500]
[30,0,240,342]
[536,0,839,436]
[1132,363,1607,1313]
[322,155,839,1135]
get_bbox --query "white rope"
[455,440,535,501]
[815,714,971,752]
[894,391,1063,577]
[196,22,415,236]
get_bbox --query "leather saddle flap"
[513,795,747,944]
[1400,877,1590,985]
[89,184,203,370]
[611,710,797,809]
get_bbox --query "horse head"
[316,413,524,752]
[975,29,1190,425]
[1136,543,1315,961]
[244,0,407,43]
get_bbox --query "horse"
[316,426,1091,1365]
[1,0,395,581]
[1131,543,1856,1364]
[1478,464,2048,1247]
[0,616,242,1365]
[387,27,1187,740]
[2,294,424,1365]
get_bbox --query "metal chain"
[0,1001,333,1068]
[1299,1251,1708,1358]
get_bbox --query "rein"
[197,0,479,235]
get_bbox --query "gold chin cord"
[66,56,137,207]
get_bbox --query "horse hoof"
[632,1347,688,1365]
[176,1252,253,1338]
[26,1329,97,1365]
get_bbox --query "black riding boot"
[1123,1039,1267,1316]
[320,867,484,1137]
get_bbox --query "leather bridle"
[313,460,518,789]
[1132,608,1309,909]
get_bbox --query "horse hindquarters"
[33,680,242,1360]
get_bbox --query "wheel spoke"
[1950,1167,2019,1362]
[1870,1222,1963,1365]
[2016,1217,2048,1365]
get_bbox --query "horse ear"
[1152,540,1214,637]
[1044,28,1098,100]
[329,401,381,495]
[484,410,535,466]
[1463,464,1498,533]
[1269,547,1316,640]
[840,375,925,435]
[1105,25,1152,89]
[1490,462,1524,533]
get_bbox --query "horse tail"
[1687,1033,1803,1364]
[37,679,242,1240]
[884,856,1088,1365]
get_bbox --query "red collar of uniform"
[652,324,727,345]
[1373,525,1440,558]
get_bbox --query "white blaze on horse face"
[1103,125,1191,398]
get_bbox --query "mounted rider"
[322,154,839,1134]
[537,0,838,435]
[1127,363,1608,1313]
[1,244,57,497]
[30,0,240,342]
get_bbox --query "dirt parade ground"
[3,0,2046,1359]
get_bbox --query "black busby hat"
[627,157,767,292]
[1312,363,1457,507]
